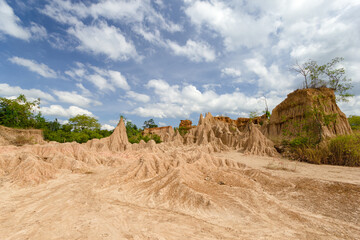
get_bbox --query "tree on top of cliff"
[292,57,353,102]
[143,118,158,129]
[68,114,101,131]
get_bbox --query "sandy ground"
[1,151,360,240]
[217,152,360,185]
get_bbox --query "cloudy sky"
[1,0,360,130]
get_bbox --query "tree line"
[0,94,161,144]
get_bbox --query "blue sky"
[1,0,360,130]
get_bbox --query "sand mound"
[241,123,279,156]
[86,117,131,151]
[9,153,57,185]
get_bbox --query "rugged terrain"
[0,88,359,239]
[1,147,359,239]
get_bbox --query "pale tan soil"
[1,150,359,240]
[218,151,360,185]
[2,91,356,239]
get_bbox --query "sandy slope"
[1,150,359,240]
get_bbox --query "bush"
[292,144,329,164]
[348,115,360,130]
[327,135,360,166]
[287,134,360,166]
[151,134,162,144]
[289,136,310,148]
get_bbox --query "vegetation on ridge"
[292,57,353,102]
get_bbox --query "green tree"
[249,110,261,119]
[47,118,61,131]
[292,57,353,102]
[68,114,101,131]
[34,112,47,129]
[126,120,138,136]
[143,118,158,129]
[0,95,112,144]
[348,115,360,130]
[0,94,40,128]
[324,57,353,101]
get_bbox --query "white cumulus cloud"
[0,83,55,102]
[8,56,57,78]
[101,124,115,131]
[65,62,130,92]
[40,105,94,118]
[68,21,140,61]
[126,91,150,103]
[108,70,130,90]
[221,67,241,78]
[184,0,275,51]
[244,55,295,90]
[129,79,283,118]
[52,90,102,108]
[0,0,30,40]
[167,39,216,62]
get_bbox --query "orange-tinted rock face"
[179,120,193,128]
[214,115,268,131]
[214,116,234,125]
[143,126,175,142]
[264,88,352,142]
[143,126,173,135]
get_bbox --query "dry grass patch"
[12,135,34,146]
[264,159,297,172]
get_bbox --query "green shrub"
[151,134,162,143]
[348,115,360,130]
[327,135,360,166]
[179,127,189,137]
[289,136,310,148]
[288,134,360,166]
[174,126,189,137]
[127,132,162,144]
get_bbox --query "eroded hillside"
[0,88,359,239]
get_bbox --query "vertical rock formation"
[183,113,277,156]
[108,117,130,151]
[264,88,352,143]
[86,117,130,151]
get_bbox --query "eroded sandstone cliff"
[264,88,352,143]
[0,125,45,146]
